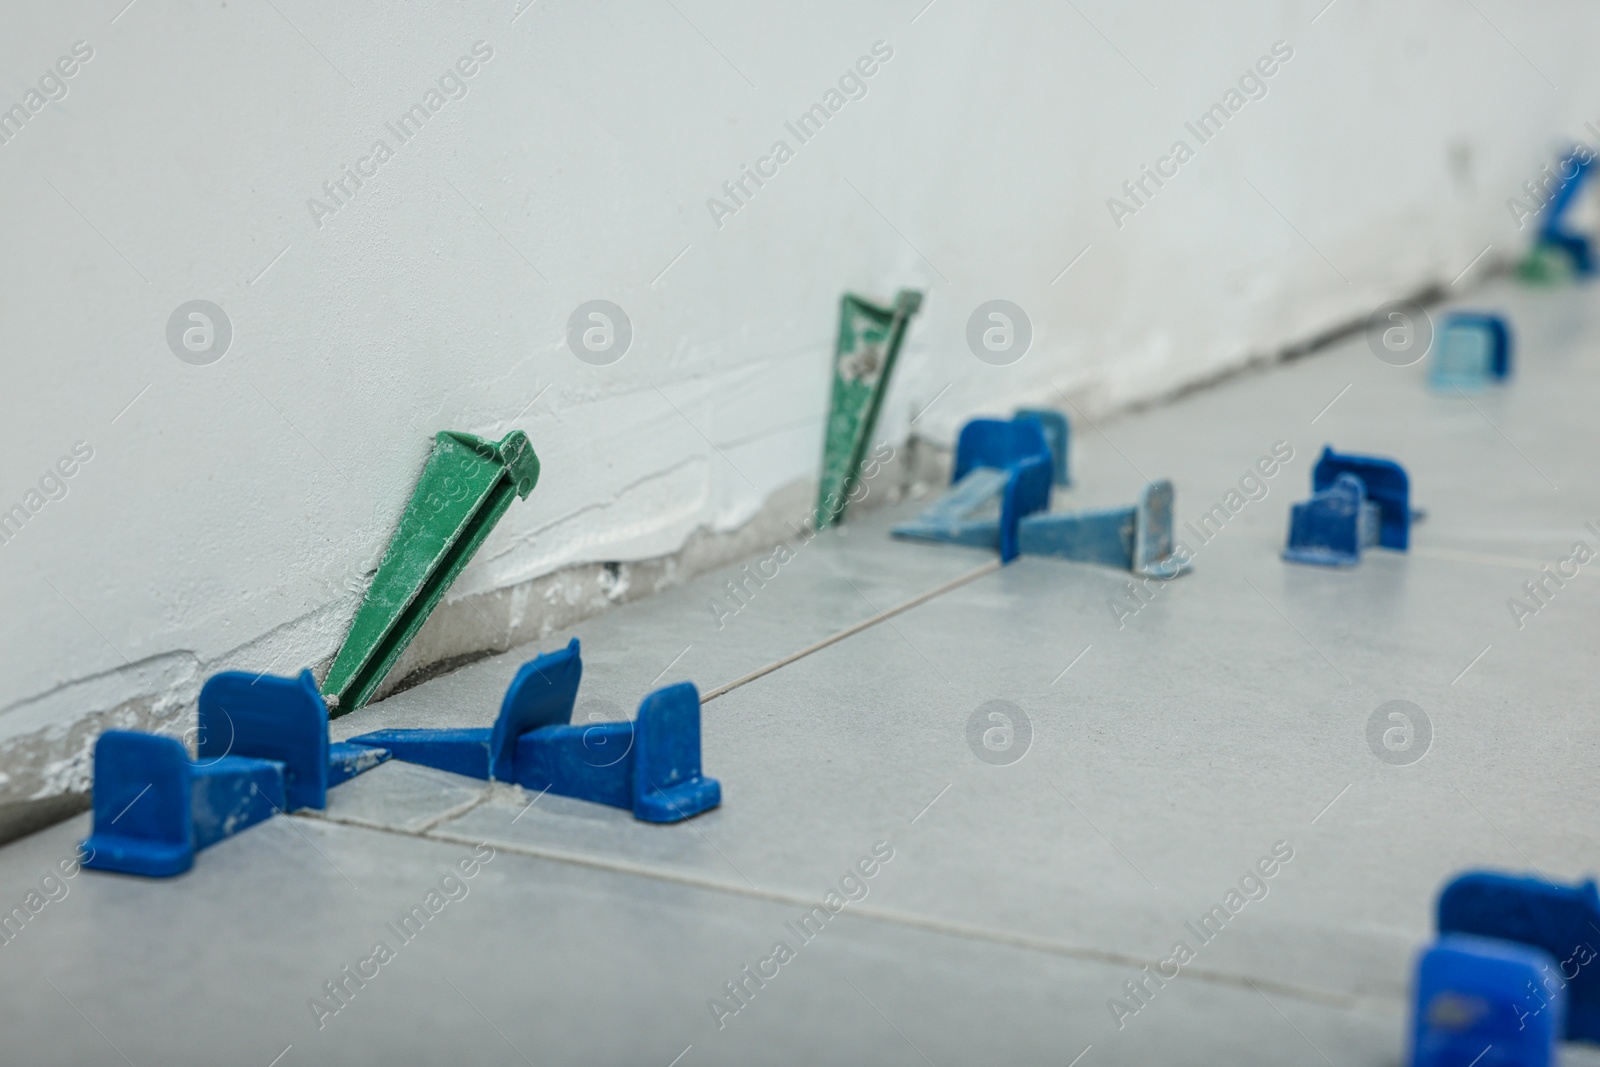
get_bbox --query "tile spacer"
[1519,146,1595,281]
[1437,870,1600,1042]
[1321,446,1412,544]
[1431,312,1512,391]
[1018,480,1188,578]
[1283,473,1377,567]
[348,637,720,824]
[1408,934,1561,1067]
[894,413,1182,574]
[891,416,1053,562]
[322,430,540,716]
[1013,408,1071,486]
[815,290,923,529]
[81,670,390,877]
[1284,446,1415,566]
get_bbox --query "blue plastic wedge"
[1312,446,1412,550]
[1283,473,1378,567]
[892,417,1053,562]
[1409,934,1561,1067]
[1018,480,1189,578]
[890,467,1013,553]
[329,742,391,788]
[348,638,581,781]
[1437,870,1600,1042]
[1432,313,1512,391]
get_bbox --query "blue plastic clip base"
[82,668,390,877]
[349,639,720,823]
[1432,313,1512,391]
[1312,445,1412,551]
[1283,473,1379,567]
[1410,934,1561,1067]
[631,682,721,823]
[512,683,721,822]
[1438,870,1600,1042]
[82,732,285,878]
[1018,480,1190,577]
[191,755,286,850]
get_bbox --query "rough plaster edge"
[369,475,833,702]
[0,263,1504,847]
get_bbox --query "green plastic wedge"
[322,430,539,717]
[814,289,922,529]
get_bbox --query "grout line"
[699,559,1001,702]
[289,808,1393,1015]
[413,789,494,834]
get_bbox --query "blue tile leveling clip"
[1537,147,1596,276]
[890,416,1053,562]
[1014,408,1070,487]
[892,412,1186,575]
[83,670,390,877]
[1432,313,1512,391]
[348,638,720,824]
[1409,934,1562,1067]
[1284,446,1414,567]
[1436,870,1600,1042]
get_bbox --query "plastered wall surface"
[0,0,1593,821]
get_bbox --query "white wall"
[1,0,1594,815]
